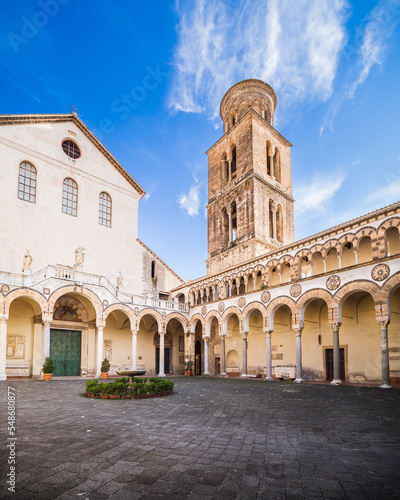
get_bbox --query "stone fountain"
[116,369,147,384]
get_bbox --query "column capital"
[219,333,226,338]
[96,321,106,329]
[241,331,248,339]
[42,312,52,323]
[329,322,342,332]
[264,329,273,336]
[293,327,303,336]
[159,331,166,336]
[378,319,390,329]
[0,314,8,322]
[131,329,138,336]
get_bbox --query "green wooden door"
[50,329,81,376]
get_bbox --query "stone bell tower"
[206,79,295,275]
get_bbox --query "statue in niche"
[74,247,86,268]
[117,271,124,289]
[22,249,32,272]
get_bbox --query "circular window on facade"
[62,139,81,159]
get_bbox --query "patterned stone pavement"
[1,377,400,500]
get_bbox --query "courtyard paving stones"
[1,377,400,499]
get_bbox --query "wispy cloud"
[169,0,347,122]
[178,183,203,217]
[366,164,400,206]
[294,171,346,217]
[320,0,400,135]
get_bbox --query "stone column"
[43,319,51,358]
[330,322,342,385]
[265,330,274,381]
[203,337,210,375]
[220,335,227,377]
[379,320,391,388]
[294,328,304,383]
[228,159,232,183]
[270,154,274,178]
[0,316,8,381]
[323,259,327,273]
[355,251,359,265]
[228,211,232,243]
[96,324,104,378]
[241,332,248,378]
[159,332,165,377]
[131,329,138,370]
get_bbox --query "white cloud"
[294,171,346,216]
[178,183,203,217]
[348,0,400,99]
[169,0,347,122]
[143,193,151,201]
[320,0,400,135]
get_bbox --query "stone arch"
[189,314,205,333]
[104,303,136,330]
[378,217,400,234]
[338,233,357,251]
[381,271,400,321]
[324,239,341,252]
[221,306,242,335]
[205,311,221,337]
[265,296,297,330]
[48,286,103,319]
[242,302,267,331]
[165,312,188,333]
[354,227,377,250]
[4,288,48,316]
[334,280,382,322]
[309,243,327,259]
[295,289,335,326]
[294,248,312,261]
[136,308,163,331]
[277,254,294,266]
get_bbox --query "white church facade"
[1,80,399,387]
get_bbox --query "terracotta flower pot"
[185,371,192,377]
[44,373,53,381]
[101,373,108,380]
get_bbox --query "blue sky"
[1,0,400,281]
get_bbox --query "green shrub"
[86,380,101,394]
[149,377,158,383]
[42,357,55,374]
[113,382,128,395]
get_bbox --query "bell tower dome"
[206,79,295,275]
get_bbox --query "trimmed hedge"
[85,377,174,398]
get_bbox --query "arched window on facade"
[386,227,400,256]
[274,148,281,182]
[300,257,311,279]
[270,266,279,286]
[358,237,372,263]
[62,178,78,216]
[99,192,112,227]
[269,200,274,238]
[266,141,272,176]
[151,260,156,280]
[255,271,263,289]
[18,161,37,203]
[231,146,237,181]
[276,204,283,242]
[326,247,339,272]
[312,252,324,275]
[222,208,229,245]
[231,202,237,241]
[342,242,356,268]
[221,152,229,185]
[239,277,245,295]
[281,263,291,283]
[264,109,270,123]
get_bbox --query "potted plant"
[185,361,193,377]
[101,358,111,379]
[42,357,54,381]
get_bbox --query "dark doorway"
[325,348,345,381]
[195,340,202,376]
[215,357,221,376]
